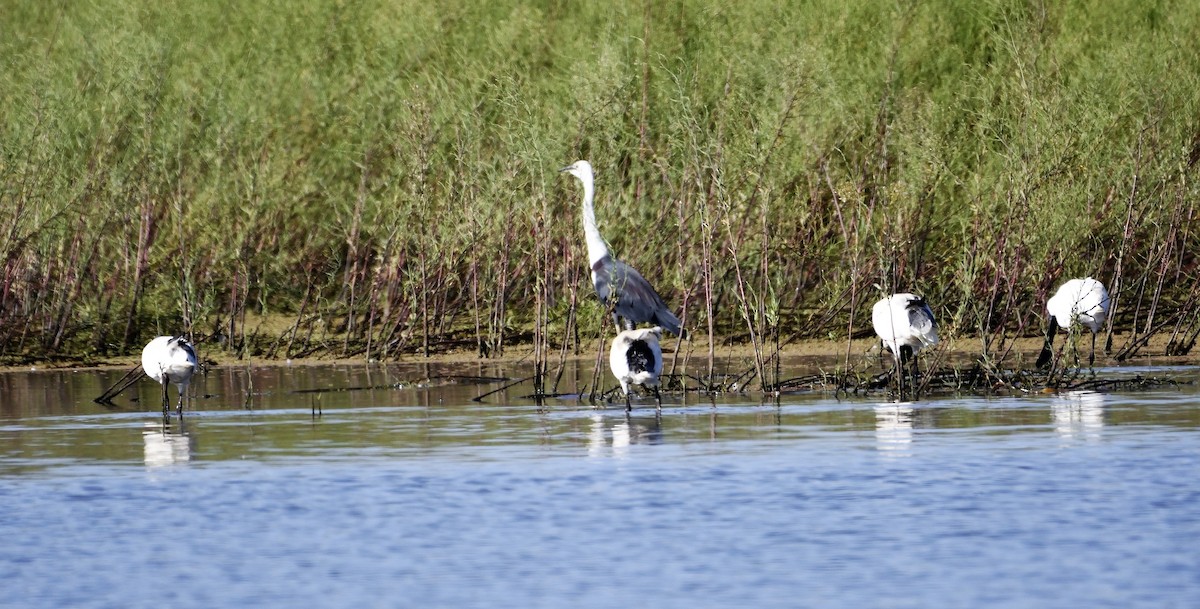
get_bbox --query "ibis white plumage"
[872,293,939,390]
[141,336,197,416]
[1036,277,1110,369]
[560,160,686,338]
[609,326,664,411]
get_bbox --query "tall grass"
[2,0,1199,366]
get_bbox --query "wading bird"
[609,326,664,412]
[141,336,197,417]
[560,160,686,338]
[872,293,939,393]
[1036,277,1109,370]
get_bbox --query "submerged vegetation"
[2,0,1199,372]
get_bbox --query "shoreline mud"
[4,334,1195,374]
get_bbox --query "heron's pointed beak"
[558,164,574,173]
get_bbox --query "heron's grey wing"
[591,255,622,307]
[606,259,667,314]
[652,310,684,339]
[649,304,684,339]
[607,259,684,337]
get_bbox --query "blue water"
[1,363,1199,608]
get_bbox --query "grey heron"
[560,160,686,338]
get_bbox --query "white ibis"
[1036,277,1110,369]
[609,326,664,411]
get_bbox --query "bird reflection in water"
[586,413,663,458]
[1051,390,1105,443]
[874,403,915,457]
[143,421,193,467]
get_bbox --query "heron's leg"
[625,390,632,413]
[654,385,662,412]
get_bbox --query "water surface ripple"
[1,362,1198,608]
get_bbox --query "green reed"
[1,0,1198,366]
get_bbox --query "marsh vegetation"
[3,0,1199,379]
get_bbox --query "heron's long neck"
[580,175,609,267]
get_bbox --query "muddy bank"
[5,334,1196,374]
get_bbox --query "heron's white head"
[559,160,593,182]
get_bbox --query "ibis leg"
[1036,323,1058,370]
[910,351,921,384]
